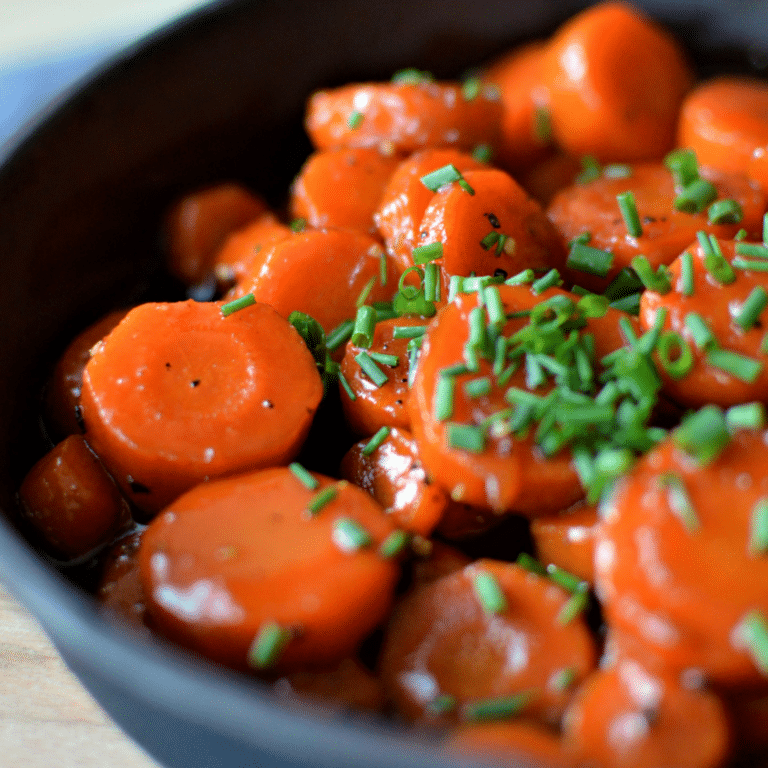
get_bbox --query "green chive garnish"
[434,375,456,421]
[332,517,372,552]
[221,293,256,316]
[347,110,364,129]
[576,155,601,185]
[672,405,730,464]
[684,312,716,350]
[664,148,699,187]
[531,269,563,294]
[351,304,376,348]
[516,552,547,576]
[426,694,456,715]
[462,76,481,101]
[356,275,377,308]
[247,622,292,669]
[660,472,700,533]
[735,286,768,331]
[464,377,492,398]
[546,564,585,594]
[379,529,410,559]
[355,351,389,387]
[736,611,768,676]
[736,243,768,259]
[368,351,399,367]
[505,268,536,286]
[631,255,671,293]
[392,325,427,339]
[733,257,768,272]
[362,426,392,456]
[423,262,440,302]
[617,190,643,238]
[472,144,493,163]
[326,319,354,351]
[391,68,433,85]
[473,570,508,614]
[412,242,443,264]
[446,423,485,452]
[708,198,743,225]
[289,462,318,490]
[290,217,307,232]
[749,499,768,556]
[656,332,693,379]
[567,242,614,278]
[726,402,766,431]
[421,164,463,192]
[557,586,590,625]
[675,178,718,213]
[533,105,552,142]
[307,484,339,516]
[463,691,534,722]
[679,251,695,296]
[707,348,762,383]
[698,232,736,284]
[551,668,577,692]
[338,369,357,400]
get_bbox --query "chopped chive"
[391,68,433,85]
[505,268,536,286]
[337,369,357,400]
[726,402,766,431]
[679,251,695,296]
[533,105,552,142]
[735,286,768,331]
[326,318,355,351]
[426,694,456,716]
[462,76,481,101]
[464,377,492,398]
[576,155,601,185]
[368,351,399,367]
[557,585,589,625]
[684,312,716,350]
[392,325,427,339]
[290,217,307,233]
[247,622,293,669]
[362,426,392,456]
[440,362,471,377]
[546,564,585,594]
[736,228,748,241]
[484,285,506,327]
[656,331,693,379]
[351,304,376,348]
[617,190,643,238]
[698,232,736,284]
[412,242,444,264]
[733,257,768,272]
[446,422,485,452]
[631,255,671,293]
[567,242,614,277]
[434,375,456,421]
[472,143,493,163]
[420,163,463,192]
[531,268,563,294]
[458,178,475,195]
[749,499,768,556]
[221,293,256,316]
[473,570,508,614]
[672,405,730,464]
[379,529,410,558]
[608,291,640,313]
[736,610,768,675]
[516,552,546,575]
[332,517,372,552]
[577,293,609,318]
[664,148,699,187]
[379,250,388,286]
[480,230,500,250]
[355,350,389,387]
[307,484,339,516]
[736,242,768,259]
[423,262,440,302]
[603,163,633,179]
[347,110,364,129]
[289,462,319,490]
[674,177,718,213]
[603,267,643,300]
[707,348,762,382]
[659,472,700,534]
[407,337,420,387]
[551,668,577,692]
[463,691,534,722]
[708,198,743,224]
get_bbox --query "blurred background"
[0,0,210,144]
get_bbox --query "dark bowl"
[1,1,768,767]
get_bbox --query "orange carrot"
[97,528,149,632]
[519,151,582,208]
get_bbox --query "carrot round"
[289,147,401,235]
[164,182,267,286]
[678,76,768,192]
[80,299,324,513]
[378,558,597,724]
[305,79,502,154]
[138,467,399,673]
[544,2,694,162]
[339,427,447,537]
[97,529,149,632]
[519,151,582,208]
[410,541,472,585]
[18,434,132,561]
[435,499,507,541]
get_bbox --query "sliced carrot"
[225,228,396,334]
[418,167,566,295]
[410,541,472,585]
[530,501,599,585]
[481,40,553,172]
[45,308,128,439]
[435,500,506,541]
[289,147,401,235]
[639,238,768,408]
[164,182,267,286]
[305,80,502,154]
[138,467,399,673]
[548,163,766,292]
[18,434,132,561]
[375,147,486,275]
[595,429,768,686]
[339,427,447,537]
[519,151,582,207]
[563,663,733,768]
[80,299,323,513]
[678,76,768,193]
[544,2,694,162]
[378,558,597,724]
[97,528,149,632]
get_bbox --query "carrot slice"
[138,467,399,673]
[378,559,597,724]
[435,500,507,541]
[375,148,486,275]
[289,147,401,235]
[544,2,694,162]
[548,163,766,292]
[80,299,323,513]
[225,228,396,334]
[97,529,149,632]
[18,434,132,561]
[165,182,267,286]
[339,427,447,537]
[410,541,472,585]
[678,76,768,193]
[639,238,768,408]
[519,151,582,207]
[305,80,501,154]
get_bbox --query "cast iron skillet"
[1,1,767,766]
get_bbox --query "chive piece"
[378,249,388,287]
[407,337,420,387]
[421,163,463,192]
[423,262,440,302]
[290,217,307,232]
[551,668,577,692]
[473,570,508,614]
[332,517,372,552]
[726,402,766,431]
[351,304,376,348]
[362,426,392,456]
[326,319,354,351]
[463,691,534,722]
[391,68,433,85]
[516,552,547,576]
[462,76,481,101]
[557,586,590,625]
[533,105,552,142]
[546,564,585,594]
[505,268,535,286]
[684,312,716,350]
[434,375,456,421]
[679,251,695,296]
[440,362,471,377]
[656,332,693,379]
[609,292,639,315]
[736,243,768,259]
[355,351,389,387]
[603,164,633,179]
[307,484,339,516]
[736,228,748,241]
[392,325,427,339]
[698,232,736,284]
[458,178,475,195]
[674,177,718,213]
[356,275,377,308]
[247,622,292,669]
[484,285,506,327]
[631,255,671,293]
[664,148,699,187]
[603,267,643,300]
[446,423,485,452]
[412,242,443,264]
[567,242,614,277]
[289,462,319,490]
[426,694,456,716]
[347,110,364,129]
[368,352,399,367]
[576,155,601,185]
[708,198,743,225]
[617,190,643,238]
[472,143,493,163]
[221,293,256,316]
[733,257,768,272]
[659,472,700,534]
[464,377,492,398]
[480,231,500,251]
[735,286,768,331]
[749,499,768,556]
[736,610,768,675]
[379,529,410,558]
[672,405,730,464]
[337,369,357,400]
[707,348,762,383]
[531,268,562,295]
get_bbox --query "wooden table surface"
[0,583,161,768]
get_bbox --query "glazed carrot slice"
[165,182,267,286]
[481,40,553,172]
[410,541,472,584]
[338,316,416,436]
[138,467,399,673]
[225,228,396,334]
[339,427,447,537]
[519,151,582,207]
[678,76,768,193]
[18,434,132,561]
[45,308,128,439]
[435,499,507,541]
[548,163,766,292]
[305,79,502,154]
[289,147,401,235]
[80,299,324,513]
[97,528,149,632]
[375,148,486,275]
[563,664,733,768]
[595,428,768,686]
[530,501,599,585]
[543,2,694,162]
[418,168,566,294]
[378,559,597,724]
[639,238,768,408]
